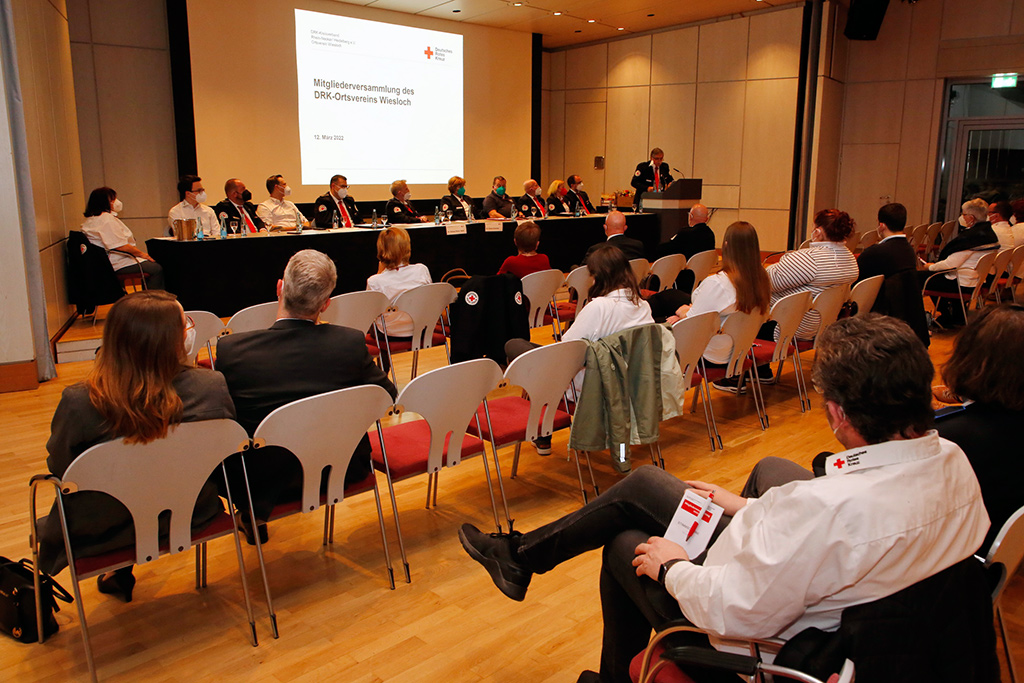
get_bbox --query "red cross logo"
[834,458,845,469]
[424,46,434,59]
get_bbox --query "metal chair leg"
[583,450,600,497]
[481,406,514,531]
[375,424,410,583]
[570,448,589,503]
[425,471,434,509]
[510,442,522,479]
[370,475,396,590]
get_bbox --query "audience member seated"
[1011,200,1024,244]
[440,175,476,221]
[82,186,165,289]
[257,174,309,230]
[38,291,234,601]
[935,303,1024,555]
[385,179,430,224]
[313,174,360,228]
[565,174,595,215]
[657,221,770,394]
[546,179,570,215]
[214,178,265,234]
[655,202,716,292]
[767,208,858,340]
[518,179,547,218]
[482,175,518,219]
[366,226,433,372]
[584,210,645,263]
[919,197,999,326]
[497,221,551,279]
[988,200,1017,249]
[855,202,930,347]
[215,250,397,542]
[460,314,989,683]
[167,174,218,238]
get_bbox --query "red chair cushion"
[794,339,814,353]
[543,301,576,324]
[628,642,698,683]
[640,288,657,299]
[378,332,447,354]
[695,359,752,383]
[751,341,778,365]
[922,289,970,300]
[370,420,485,480]
[266,471,376,521]
[197,357,213,369]
[468,397,571,445]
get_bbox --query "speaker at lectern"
[640,179,703,243]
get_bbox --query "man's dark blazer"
[313,193,361,228]
[657,222,716,260]
[565,189,595,214]
[440,193,476,221]
[856,235,929,347]
[585,234,647,264]
[857,235,915,284]
[214,199,265,233]
[630,162,673,198]
[216,319,397,519]
[517,192,547,218]
[385,198,423,223]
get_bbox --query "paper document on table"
[664,489,724,558]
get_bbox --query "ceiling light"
[647,13,655,17]
[617,27,624,30]
[553,11,562,15]
[587,19,596,23]
[513,2,522,5]
[452,8,461,11]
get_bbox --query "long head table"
[146,213,660,317]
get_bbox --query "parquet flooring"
[2,325,1021,681]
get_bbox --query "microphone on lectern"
[673,167,686,178]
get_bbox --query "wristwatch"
[658,558,686,586]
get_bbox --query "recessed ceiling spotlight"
[617,27,624,30]
[553,11,562,15]
[513,2,522,5]
[587,19,596,23]
[452,8,461,11]
[647,13,654,17]
[574,29,582,32]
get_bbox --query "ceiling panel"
[415,0,517,22]
[362,0,450,11]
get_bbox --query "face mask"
[184,325,196,357]
[403,192,412,202]
[559,187,568,197]
[194,190,207,204]
[283,185,292,197]
[335,187,348,199]
[241,189,252,202]
[495,186,506,197]
[111,198,123,213]
[958,215,969,228]
[534,187,542,197]
[577,183,584,191]
[456,187,466,197]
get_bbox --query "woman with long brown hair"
[39,291,234,602]
[666,221,771,367]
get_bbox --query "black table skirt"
[147,213,660,317]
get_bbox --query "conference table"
[147,213,660,317]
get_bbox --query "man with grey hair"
[216,249,396,541]
[385,179,429,223]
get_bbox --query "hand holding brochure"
[664,489,725,559]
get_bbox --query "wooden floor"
[2,325,1022,681]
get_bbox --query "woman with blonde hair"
[546,179,570,215]
[39,290,234,601]
[367,226,433,371]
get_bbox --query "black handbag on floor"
[0,556,73,643]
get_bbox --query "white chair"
[565,264,595,311]
[521,268,567,339]
[249,385,405,588]
[683,249,718,288]
[378,282,458,389]
[184,310,226,367]
[984,505,1024,683]
[29,420,268,682]
[323,290,390,333]
[849,274,884,317]
[224,301,278,335]
[986,248,1016,303]
[647,253,687,292]
[752,291,814,412]
[629,258,651,285]
[922,250,999,323]
[793,285,851,356]
[670,311,724,451]
[858,230,880,251]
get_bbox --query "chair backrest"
[810,285,850,342]
[766,291,814,363]
[60,419,250,565]
[225,301,278,335]
[798,239,812,250]
[719,309,768,378]
[684,249,718,287]
[322,290,390,333]
[991,248,1014,283]
[503,340,588,442]
[648,254,687,292]
[565,265,594,310]
[985,504,1024,601]
[184,310,226,366]
[938,220,957,250]
[520,269,566,328]
[923,221,943,249]
[858,230,880,250]
[629,258,651,284]
[909,224,928,250]
[252,385,394,511]
[968,249,1000,308]
[1011,244,1024,278]
[391,282,458,351]
[670,311,722,391]
[761,251,789,266]
[849,275,884,317]
[394,358,503,471]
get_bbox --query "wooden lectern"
[640,179,703,243]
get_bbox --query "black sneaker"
[711,376,746,394]
[756,365,774,384]
[458,523,532,601]
[533,436,552,456]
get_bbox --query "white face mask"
[194,190,207,204]
[283,185,292,197]
[335,187,348,199]
[403,192,412,202]
[534,187,542,197]
[958,215,969,228]
[111,198,123,213]
[577,183,584,191]
[184,325,196,357]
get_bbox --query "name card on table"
[446,222,467,236]
[484,219,508,233]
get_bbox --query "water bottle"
[196,217,204,241]
[332,210,339,230]
[219,216,227,239]
[295,208,303,234]
[435,206,441,225]
[372,209,378,227]
[574,203,582,218]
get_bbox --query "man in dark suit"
[630,147,674,208]
[313,174,361,228]
[656,203,716,292]
[857,202,929,347]
[385,179,430,224]
[565,175,596,215]
[214,178,265,234]
[584,210,645,263]
[216,249,397,537]
[517,179,547,219]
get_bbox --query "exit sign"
[992,73,1018,88]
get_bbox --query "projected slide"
[294,9,464,186]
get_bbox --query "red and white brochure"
[665,489,724,558]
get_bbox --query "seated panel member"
[257,174,309,230]
[564,175,595,215]
[546,179,570,216]
[385,179,430,224]
[313,174,360,228]
[214,178,265,234]
[517,179,547,219]
[167,174,218,237]
[631,147,674,206]
[440,175,476,221]
[482,175,518,219]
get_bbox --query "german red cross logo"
[465,291,479,306]
[834,458,845,469]
[424,47,434,59]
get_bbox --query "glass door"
[945,120,1024,220]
